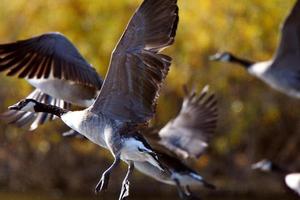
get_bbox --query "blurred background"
[0,0,299,199]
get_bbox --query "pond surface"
[0,192,297,200]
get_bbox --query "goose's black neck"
[271,163,290,175]
[230,54,255,69]
[34,102,68,117]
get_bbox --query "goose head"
[209,52,234,62]
[252,159,289,175]
[8,99,39,112]
[251,159,274,172]
[210,52,254,69]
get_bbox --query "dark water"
[0,192,296,200]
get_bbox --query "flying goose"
[63,85,218,199]
[252,159,300,197]
[210,0,300,98]
[0,32,103,130]
[135,86,218,199]
[8,0,179,199]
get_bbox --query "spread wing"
[0,89,71,130]
[155,86,218,159]
[0,32,102,89]
[90,0,179,124]
[273,0,300,64]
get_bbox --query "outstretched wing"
[0,32,102,89]
[156,86,218,159]
[90,0,178,124]
[0,89,70,131]
[273,0,300,64]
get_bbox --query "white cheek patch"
[125,138,151,153]
[220,54,230,62]
[261,162,271,171]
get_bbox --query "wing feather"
[0,32,102,89]
[273,0,300,63]
[156,86,218,159]
[91,0,178,124]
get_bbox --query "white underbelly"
[61,110,107,148]
[285,173,300,195]
[249,62,300,98]
[120,150,146,161]
[119,138,151,162]
[259,74,300,98]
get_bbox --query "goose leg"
[119,162,134,200]
[174,178,188,200]
[174,179,201,200]
[184,186,202,200]
[95,155,121,193]
[184,185,192,196]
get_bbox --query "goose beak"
[8,103,19,110]
[251,163,260,170]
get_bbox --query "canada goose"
[210,0,300,98]
[64,86,217,199]
[0,32,103,130]
[8,0,179,199]
[135,86,217,199]
[252,159,300,197]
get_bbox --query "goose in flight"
[135,86,218,199]
[8,0,179,199]
[62,85,218,199]
[0,32,103,130]
[252,159,300,197]
[210,0,300,98]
